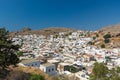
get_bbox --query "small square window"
[52,68,54,71]
[49,69,50,72]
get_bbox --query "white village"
[12,30,120,80]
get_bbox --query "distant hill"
[99,24,120,35]
[9,27,75,37]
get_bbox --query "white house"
[20,59,41,68]
[40,63,57,76]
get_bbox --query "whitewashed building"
[40,63,57,76]
[20,59,41,68]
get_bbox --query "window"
[52,68,54,71]
[49,69,50,72]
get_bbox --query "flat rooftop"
[41,63,55,67]
[21,58,40,64]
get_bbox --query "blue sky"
[0,0,120,31]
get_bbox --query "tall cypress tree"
[0,28,19,69]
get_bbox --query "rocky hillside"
[9,66,53,80]
[99,24,120,36]
[94,24,120,48]
[9,27,75,37]
[0,65,76,80]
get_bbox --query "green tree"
[70,66,79,73]
[105,56,111,63]
[30,74,45,80]
[109,68,120,80]
[116,67,120,73]
[16,51,24,57]
[90,62,109,80]
[0,28,19,69]
[90,62,120,80]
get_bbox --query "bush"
[6,70,31,80]
[104,39,110,43]
[93,37,96,40]
[88,41,94,45]
[96,34,99,37]
[103,33,111,39]
[30,74,45,80]
[101,44,105,48]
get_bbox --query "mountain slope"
[96,24,120,48]
[99,24,120,34]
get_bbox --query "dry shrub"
[6,70,31,80]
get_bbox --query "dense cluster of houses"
[12,30,120,80]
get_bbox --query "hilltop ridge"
[9,27,75,37]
